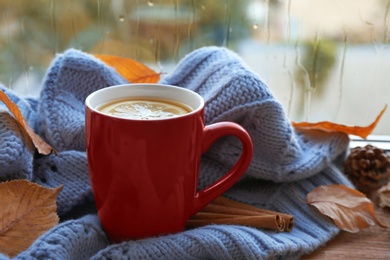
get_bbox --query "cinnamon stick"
[187,214,284,230]
[213,196,294,232]
[202,203,260,216]
[187,196,294,232]
[190,212,244,220]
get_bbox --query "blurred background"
[0,0,389,135]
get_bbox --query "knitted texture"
[161,47,348,183]
[33,151,94,216]
[0,112,33,180]
[0,86,38,181]
[0,47,352,259]
[37,50,127,151]
[15,215,108,260]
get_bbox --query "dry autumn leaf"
[292,105,387,139]
[0,91,57,155]
[307,184,388,232]
[0,180,63,257]
[95,54,160,83]
[378,181,390,208]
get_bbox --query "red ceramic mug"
[85,83,253,242]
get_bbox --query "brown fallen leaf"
[307,184,388,232]
[0,180,63,257]
[378,181,390,208]
[0,91,57,155]
[292,105,387,139]
[95,54,160,83]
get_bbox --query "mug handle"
[191,122,253,215]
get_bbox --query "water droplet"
[119,15,125,22]
[147,1,154,7]
[201,5,206,10]
[29,66,33,71]
[253,24,258,30]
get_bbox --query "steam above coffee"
[98,97,192,120]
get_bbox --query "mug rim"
[85,83,205,121]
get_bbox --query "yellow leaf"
[292,105,387,139]
[95,54,160,83]
[0,180,63,257]
[0,91,58,155]
[306,184,388,232]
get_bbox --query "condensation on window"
[0,0,389,135]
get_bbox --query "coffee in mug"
[97,97,192,120]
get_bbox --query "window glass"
[0,0,389,135]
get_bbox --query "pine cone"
[344,145,390,194]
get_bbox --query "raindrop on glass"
[253,24,258,30]
[119,15,125,22]
[147,1,154,7]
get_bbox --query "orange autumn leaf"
[307,184,388,232]
[0,91,57,155]
[292,105,387,139]
[0,180,62,257]
[95,54,160,83]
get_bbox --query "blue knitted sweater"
[0,47,351,259]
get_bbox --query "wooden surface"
[303,196,390,259]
